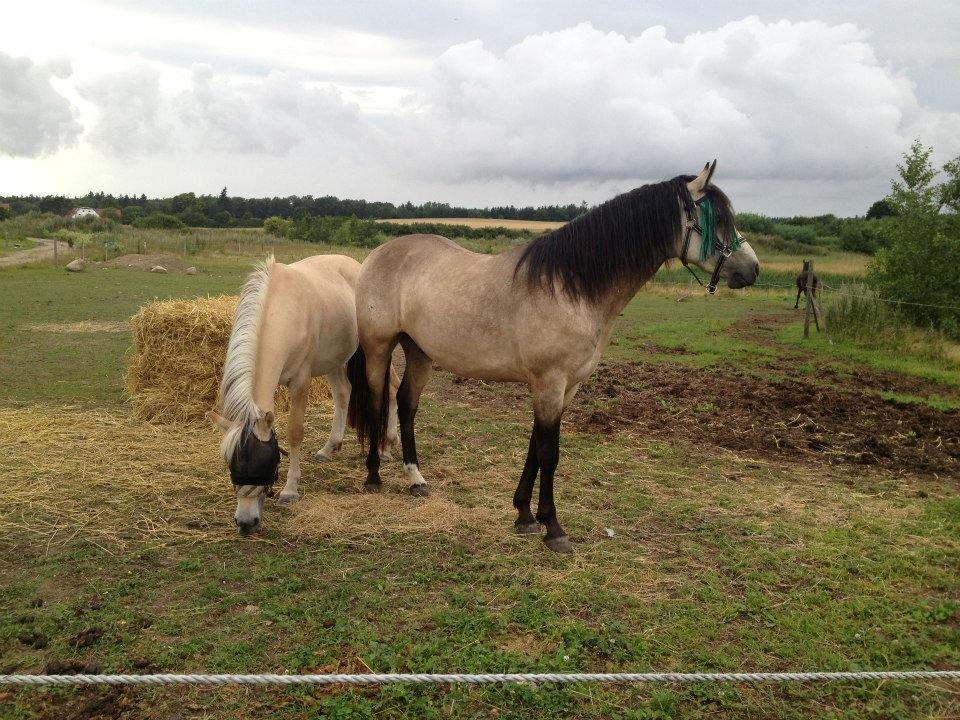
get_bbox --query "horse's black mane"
[515,175,735,303]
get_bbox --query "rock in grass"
[185,266,198,275]
[150,265,168,274]
[65,258,86,272]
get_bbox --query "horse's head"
[208,410,280,535]
[679,161,760,292]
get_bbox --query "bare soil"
[569,362,960,475]
[433,356,959,475]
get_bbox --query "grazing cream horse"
[350,163,760,553]
[207,255,398,534]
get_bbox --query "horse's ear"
[207,410,233,434]
[705,159,717,186]
[687,161,714,198]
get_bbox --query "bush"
[121,206,144,224]
[132,213,186,230]
[772,223,818,244]
[0,206,9,222]
[735,213,775,234]
[263,216,294,238]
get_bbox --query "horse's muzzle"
[235,516,261,535]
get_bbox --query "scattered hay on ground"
[286,493,483,540]
[126,296,328,423]
[0,404,229,551]
[24,321,128,333]
[97,253,189,272]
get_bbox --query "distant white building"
[70,207,100,220]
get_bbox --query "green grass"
[0,243,957,719]
[0,237,35,255]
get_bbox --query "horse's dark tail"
[346,345,391,451]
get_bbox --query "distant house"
[70,207,100,220]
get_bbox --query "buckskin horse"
[349,162,759,553]
[207,255,399,534]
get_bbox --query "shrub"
[735,213,775,234]
[262,216,294,238]
[132,213,186,230]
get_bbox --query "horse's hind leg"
[315,366,350,461]
[278,375,310,503]
[381,364,401,461]
[794,286,803,309]
[397,334,433,497]
[362,338,397,492]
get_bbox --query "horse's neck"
[250,308,290,415]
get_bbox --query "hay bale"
[126,296,329,423]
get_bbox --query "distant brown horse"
[348,162,760,553]
[794,271,820,308]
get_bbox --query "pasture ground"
[0,247,957,719]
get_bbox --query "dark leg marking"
[533,418,571,553]
[513,428,540,534]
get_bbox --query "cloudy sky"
[1,1,958,215]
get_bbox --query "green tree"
[865,198,896,219]
[868,140,960,338]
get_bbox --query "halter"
[680,196,742,295]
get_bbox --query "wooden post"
[803,260,813,339]
[53,238,58,267]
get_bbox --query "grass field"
[0,237,957,719]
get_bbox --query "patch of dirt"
[96,254,190,272]
[35,688,128,720]
[567,362,960,475]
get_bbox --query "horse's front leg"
[278,377,310,503]
[315,367,350,461]
[531,378,571,553]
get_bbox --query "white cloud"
[76,62,371,158]
[399,18,960,185]
[0,52,81,157]
[77,62,168,157]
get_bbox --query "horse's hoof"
[544,535,573,554]
[362,482,382,494]
[409,483,430,497]
[314,451,333,462]
[379,449,393,462]
[514,521,540,535]
[276,492,300,504]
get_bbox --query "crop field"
[375,217,566,231]
[0,233,958,719]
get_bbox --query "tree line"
[0,189,588,226]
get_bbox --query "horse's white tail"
[218,257,275,463]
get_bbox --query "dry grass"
[125,296,328,423]
[24,321,129,333]
[288,493,489,540]
[0,403,492,552]
[376,217,565,231]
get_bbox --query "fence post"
[803,260,813,339]
[53,238,58,267]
